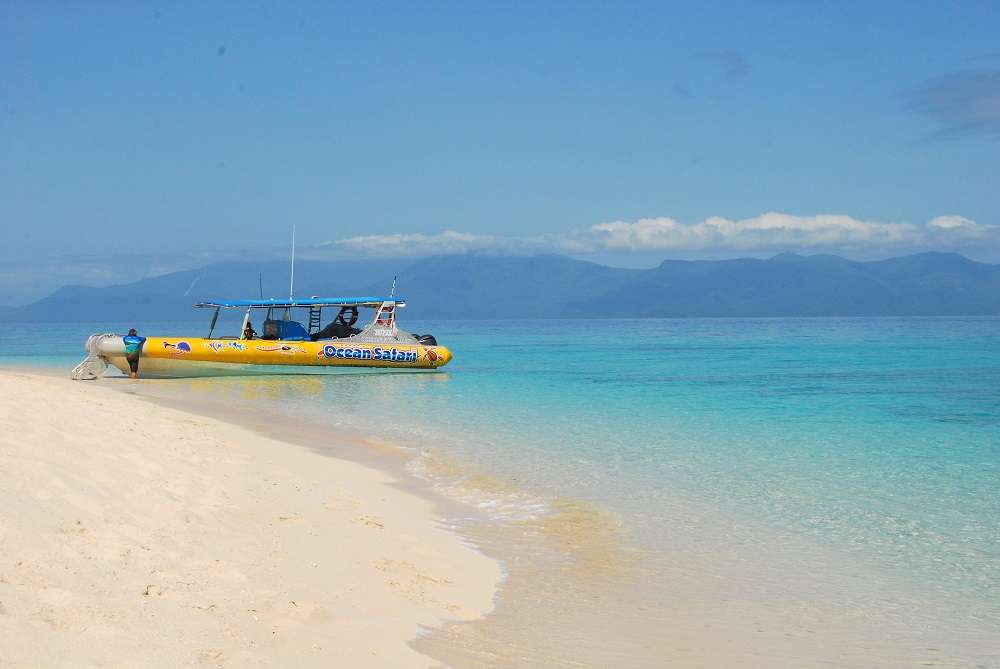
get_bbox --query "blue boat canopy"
[195,297,404,309]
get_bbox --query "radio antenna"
[258,272,263,299]
[289,225,296,300]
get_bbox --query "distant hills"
[8,252,1000,322]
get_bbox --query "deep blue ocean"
[4,317,999,659]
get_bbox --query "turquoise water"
[5,317,999,659]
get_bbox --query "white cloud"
[312,212,995,259]
[323,230,503,256]
[583,212,924,252]
[927,215,977,230]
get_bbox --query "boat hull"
[98,336,453,379]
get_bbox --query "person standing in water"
[123,328,146,379]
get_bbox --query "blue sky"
[1,2,999,301]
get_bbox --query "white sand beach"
[0,371,500,667]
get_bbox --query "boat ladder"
[70,333,114,380]
[308,306,322,335]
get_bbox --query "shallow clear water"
[6,317,999,663]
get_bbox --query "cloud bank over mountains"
[327,212,995,258]
[4,211,994,306]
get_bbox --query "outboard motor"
[415,334,437,346]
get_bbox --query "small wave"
[407,449,552,523]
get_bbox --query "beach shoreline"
[2,363,996,669]
[0,370,500,667]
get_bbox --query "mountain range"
[7,252,1000,322]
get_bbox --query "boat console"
[261,319,309,341]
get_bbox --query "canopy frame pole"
[240,308,252,339]
[289,224,296,300]
[207,307,220,339]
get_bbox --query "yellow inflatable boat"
[71,297,452,379]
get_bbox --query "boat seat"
[310,321,361,341]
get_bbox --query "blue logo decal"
[320,345,416,362]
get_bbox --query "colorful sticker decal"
[163,341,192,355]
[208,341,247,353]
[425,348,439,363]
[319,345,417,362]
[256,344,307,355]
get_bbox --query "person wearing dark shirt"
[243,321,257,340]
[123,328,146,379]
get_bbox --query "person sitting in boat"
[123,328,146,380]
[243,320,257,340]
